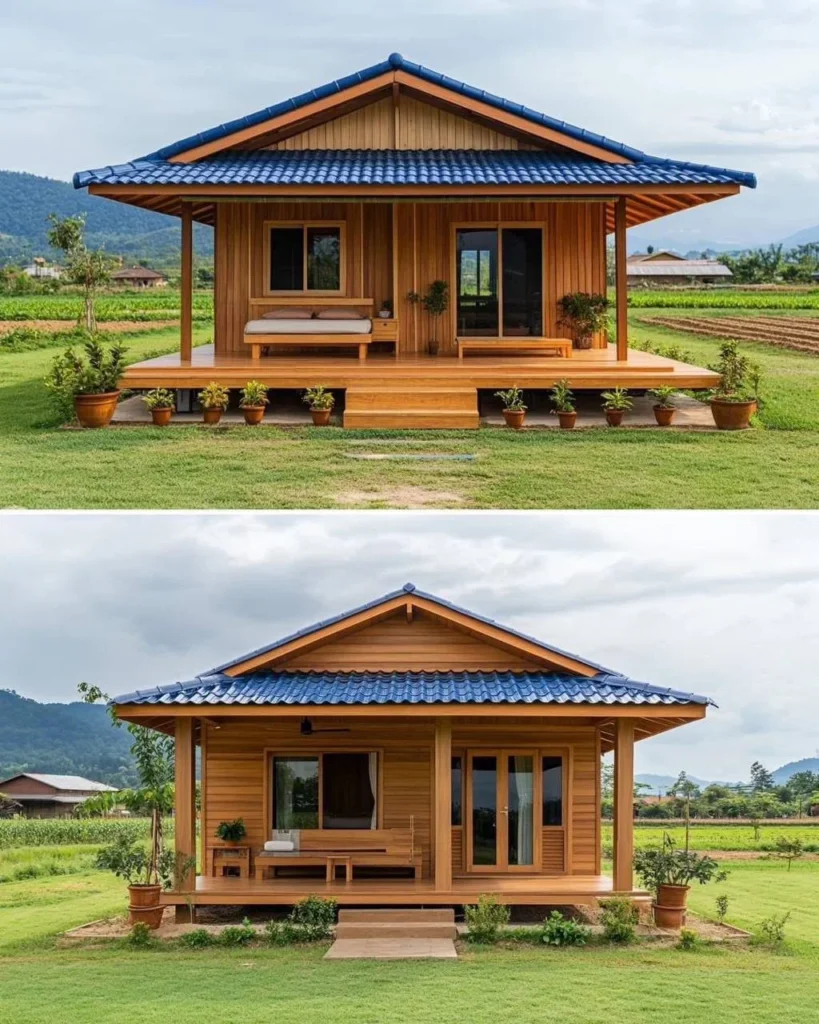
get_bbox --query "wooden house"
[110,584,713,914]
[75,53,755,427]
[0,773,117,818]
[109,266,167,288]
[627,250,732,287]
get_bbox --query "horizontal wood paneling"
[542,829,565,874]
[452,827,464,875]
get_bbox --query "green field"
[602,822,819,853]
[1,305,819,508]
[625,289,819,310]
[0,856,816,1024]
[0,290,213,322]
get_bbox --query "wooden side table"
[209,845,251,879]
[325,854,352,883]
[371,317,399,352]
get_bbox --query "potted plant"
[215,819,247,845]
[407,280,449,355]
[378,298,393,319]
[550,378,576,429]
[708,341,761,430]
[601,387,632,426]
[302,385,335,426]
[634,835,727,930]
[558,292,610,350]
[648,386,678,426]
[495,386,527,429]
[198,382,229,425]
[44,335,127,428]
[239,380,269,425]
[142,388,175,426]
[96,836,179,929]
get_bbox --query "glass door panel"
[471,755,498,866]
[456,229,498,336]
[507,755,534,866]
[501,228,543,336]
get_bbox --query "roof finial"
[402,582,416,593]
[388,52,404,68]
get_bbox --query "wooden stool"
[209,845,251,879]
[325,854,352,883]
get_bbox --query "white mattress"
[245,318,372,335]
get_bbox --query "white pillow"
[264,840,295,852]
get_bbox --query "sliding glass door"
[467,750,536,870]
[456,228,543,338]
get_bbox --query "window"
[542,756,563,826]
[456,227,543,337]
[451,755,463,826]
[272,752,377,831]
[268,224,342,293]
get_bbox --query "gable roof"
[627,259,732,278]
[109,669,712,709]
[0,773,116,792]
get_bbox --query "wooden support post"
[612,718,634,893]
[615,197,628,361]
[174,718,196,893]
[433,718,452,892]
[181,205,193,363]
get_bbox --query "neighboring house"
[627,250,732,287]
[23,258,63,279]
[74,52,754,427]
[0,773,117,818]
[109,583,713,914]
[109,266,167,288]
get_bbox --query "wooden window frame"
[263,747,383,837]
[263,220,346,297]
[451,222,546,341]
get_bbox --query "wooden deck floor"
[162,873,648,907]
[122,345,719,391]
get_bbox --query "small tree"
[47,214,115,332]
[788,771,819,817]
[771,836,803,872]
[407,280,449,355]
[750,761,775,793]
[669,771,701,852]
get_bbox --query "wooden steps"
[335,908,457,940]
[343,386,479,429]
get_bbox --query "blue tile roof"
[110,670,713,708]
[73,149,755,190]
[72,53,755,191]
[204,583,614,677]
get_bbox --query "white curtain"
[513,757,534,865]
[368,752,378,829]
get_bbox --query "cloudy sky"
[1,0,818,247]
[2,511,817,782]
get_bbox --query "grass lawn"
[601,822,819,852]
[1,316,819,508]
[0,858,817,1023]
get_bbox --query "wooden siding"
[266,95,525,151]
[542,829,566,874]
[213,200,606,358]
[281,609,541,672]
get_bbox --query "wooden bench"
[457,337,572,360]
[254,828,422,882]
[243,333,373,362]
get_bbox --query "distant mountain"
[635,773,713,795]
[0,169,212,267]
[778,226,819,248]
[0,689,136,788]
[771,758,819,784]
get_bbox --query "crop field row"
[625,289,819,309]
[0,292,214,322]
[602,822,819,852]
[0,817,162,848]
[638,314,819,354]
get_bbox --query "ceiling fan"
[299,718,351,736]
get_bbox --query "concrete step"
[339,908,455,923]
[335,922,458,940]
[343,410,480,429]
[325,937,457,960]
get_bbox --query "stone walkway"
[324,937,457,959]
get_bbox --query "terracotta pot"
[202,407,224,425]
[653,405,676,427]
[150,407,173,426]
[652,903,686,931]
[710,398,757,431]
[658,883,690,909]
[503,409,526,430]
[428,341,439,356]
[74,391,120,429]
[242,405,266,426]
[128,904,165,930]
[310,408,332,427]
[605,408,624,427]
[557,410,577,430]
[573,336,593,351]
[128,883,161,908]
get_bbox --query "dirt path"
[0,319,178,335]
[638,315,819,355]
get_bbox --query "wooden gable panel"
[279,609,542,672]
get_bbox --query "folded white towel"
[264,840,295,852]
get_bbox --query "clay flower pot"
[605,409,624,427]
[74,391,120,429]
[150,407,173,427]
[557,411,577,430]
[242,405,266,426]
[310,408,332,427]
[203,407,224,425]
[128,883,164,929]
[503,409,526,429]
[652,902,686,931]
[653,405,675,427]
[710,398,757,430]
[658,883,690,909]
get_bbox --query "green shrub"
[290,895,337,939]
[677,928,699,951]
[264,919,300,946]
[494,386,526,412]
[302,386,335,411]
[464,894,510,944]
[715,893,729,923]
[126,922,154,948]
[179,928,214,949]
[219,917,256,946]
[539,910,591,947]
[599,897,639,944]
[753,912,790,948]
[215,819,247,843]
